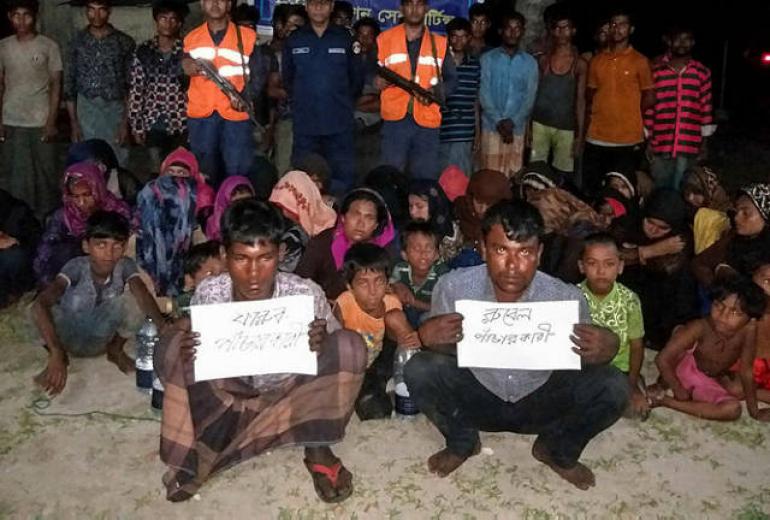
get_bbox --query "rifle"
[195,58,265,133]
[376,65,444,108]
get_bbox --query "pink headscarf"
[269,170,337,237]
[330,188,395,269]
[62,161,131,237]
[205,176,255,240]
[161,147,215,214]
[439,165,470,202]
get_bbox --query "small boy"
[175,240,225,315]
[390,221,449,327]
[733,256,770,403]
[32,211,165,396]
[650,276,769,421]
[335,243,419,419]
[578,233,648,417]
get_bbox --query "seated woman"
[159,147,215,227]
[681,166,731,254]
[0,190,41,307]
[408,179,463,263]
[155,199,366,503]
[136,175,197,298]
[295,188,395,300]
[66,139,142,206]
[34,162,131,286]
[693,183,770,287]
[619,189,700,349]
[269,170,337,273]
[452,169,513,268]
[205,176,255,241]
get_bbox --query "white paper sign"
[191,294,317,382]
[456,299,581,370]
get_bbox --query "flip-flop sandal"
[304,459,353,503]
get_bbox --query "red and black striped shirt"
[644,55,715,157]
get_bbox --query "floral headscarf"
[62,161,131,237]
[269,170,337,237]
[161,147,215,215]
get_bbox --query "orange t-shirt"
[587,46,653,145]
[336,291,402,366]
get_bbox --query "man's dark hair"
[7,0,39,14]
[152,0,189,20]
[711,276,767,320]
[353,16,380,36]
[500,10,526,28]
[580,232,619,258]
[221,199,285,249]
[232,3,260,26]
[343,243,391,284]
[85,0,112,7]
[468,3,489,20]
[340,188,389,237]
[665,24,694,40]
[446,17,471,36]
[273,3,307,26]
[608,7,633,26]
[85,210,129,242]
[548,4,575,27]
[332,0,353,18]
[184,240,221,277]
[481,199,544,243]
[401,220,439,251]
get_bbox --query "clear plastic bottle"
[393,347,419,419]
[135,317,158,394]
[151,374,164,412]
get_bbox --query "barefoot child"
[578,232,648,418]
[174,240,225,315]
[390,221,449,327]
[32,211,165,395]
[651,276,769,421]
[334,243,420,419]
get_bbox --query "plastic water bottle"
[393,347,419,419]
[151,374,164,412]
[135,317,158,394]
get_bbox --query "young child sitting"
[578,233,648,418]
[175,240,226,316]
[32,211,166,396]
[334,243,420,419]
[390,221,449,328]
[650,276,769,421]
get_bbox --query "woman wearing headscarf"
[269,170,337,273]
[0,190,41,307]
[66,139,141,206]
[407,180,463,262]
[205,176,256,241]
[136,176,197,297]
[295,188,395,300]
[452,169,513,267]
[34,162,131,286]
[620,189,700,349]
[159,147,215,223]
[681,166,732,254]
[693,183,770,287]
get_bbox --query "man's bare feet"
[105,336,134,374]
[427,441,481,477]
[531,438,595,490]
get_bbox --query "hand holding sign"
[456,300,581,370]
[192,295,317,382]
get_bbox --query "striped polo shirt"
[644,55,715,157]
[440,53,480,143]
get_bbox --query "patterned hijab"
[137,176,197,297]
[741,183,770,223]
[161,147,215,214]
[681,166,731,212]
[206,176,255,241]
[408,179,454,239]
[269,170,337,237]
[62,161,131,237]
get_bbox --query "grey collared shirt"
[428,265,591,403]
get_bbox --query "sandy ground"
[1,299,769,520]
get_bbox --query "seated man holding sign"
[155,199,366,503]
[406,199,628,490]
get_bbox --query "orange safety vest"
[377,24,447,129]
[184,22,256,122]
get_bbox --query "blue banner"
[256,0,473,34]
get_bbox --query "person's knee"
[586,365,631,413]
[404,351,452,390]
[331,329,367,374]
